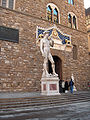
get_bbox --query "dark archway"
[48,56,62,80]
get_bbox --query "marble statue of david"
[40,31,58,77]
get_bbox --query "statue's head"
[43,31,49,38]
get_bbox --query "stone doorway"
[48,56,62,80]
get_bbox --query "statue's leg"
[43,57,49,76]
[48,54,57,76]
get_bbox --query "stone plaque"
[43,84,46,91]
[50,84,57,90]
[0,26,19,43]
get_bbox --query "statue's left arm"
[49,37,54,47]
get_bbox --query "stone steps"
[0,101,90,120]
[0,91,90,103]
[0,91,90,110]
[0,98,90,110]
[0,94,90,106]
[0,100,90,116]
[0,91,90,120]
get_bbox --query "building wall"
[0,0,90,92]
[88,32,90,53]
[0,0,87,31]
[86,14,90,53]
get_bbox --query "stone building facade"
[0,0,90,92]
[85,7,90,53]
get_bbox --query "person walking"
[65,80,69,93]
[69,78,74,94]
[59,80,63,93]
[62,80,65,93]
[71,74,77,91]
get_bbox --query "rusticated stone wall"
[0,0,90,92]
[0,0,87,32]
[0,8,43,92]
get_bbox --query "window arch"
[68,12,78,29]
[46,3,60,24]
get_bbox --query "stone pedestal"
[41,76,60,96]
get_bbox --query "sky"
[84,0,90,9]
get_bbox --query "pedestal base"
[41,76,60,96]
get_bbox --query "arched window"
[68,14,72,28]
[68,0,74,5]
[68,12,78,29]
[73,16,77,29]
[53,8,58,23]
[46,3,60,24]
[1,0,15,9]
[47,5,52,21]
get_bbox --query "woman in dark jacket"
[69,79,74,93]
[65,80,69,93]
